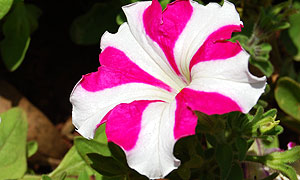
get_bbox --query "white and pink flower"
[70,0,266,178]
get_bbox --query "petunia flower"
[70,0,266,179]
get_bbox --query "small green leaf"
[273,21,290,31]
[231,34,249,45]
[74,136,111,162]
[49,146,99,179]
[193,0,204,4]
[275,77,300,120]
[288,2,300,61]
[206,134,217,147]
[177,164,191,180]
[262,109,277,119]
[27,140,38,158]
[108,142,128,168]
[266,163,297,180]
[70,3,120,45]
[267,146,300,164]
[87,153,128,177]
[116,12,126,25]
[235,137,248,160]
[0,1,40,71]
[0,0,13,19]
[255,100,268,109]
[20,175,42,180]
[0,108,28,179]
[42,175,52,180]
[94,124,108,144]
[204,148,215,160]
[159,0,171,9]
[78,170,89,180]
[227,162,243,180]
[215,144,233,180]
[262,136,279,149]
[249,57,274,77]
[263,125,283,136]
[25,4,42,33]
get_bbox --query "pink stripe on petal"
[143,0,193,76]
[80,47,171,92]
[104,100,160,151]
[189,25,243,71]
[174,97,198,140]
[177,88,242,115]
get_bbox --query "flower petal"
[123,0,243,82]
[174,1,243,79]
[103,100,197,179]
[123,0,190,84]
[188,25,242,71]
[70,45,177,139]
[142,0,193,77]
[183,50,266,114]
[176,88,242,115]
[101,23,185,91]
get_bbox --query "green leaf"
[0,1,40,71]
[235,137,248,161]
[249,57,274,77]
[177,164,191,180]
[288,2,300,61]
[263,125,283,136]
[253,43,272,61]
[70,3,120,45]
[262,136,279,149]
[231,34,249,45]
[266,146,300,164]
[94,124,108,144]
[0,0,13,19]
[0,108,28,179]
[215,144,233,180]
[266,163,297,180]
[42,175,52,180]
[87,153,128,177]
[275,77,300,120]
[204,148,215,160]
[74,136,111,161]
[233,33,273,77]
[49,146,100,179]
[78,170,89,180]
[27,140,38,158]
[159,0,171,9]
[108,142,128,168]
[206,134,217,147]
[227,162,243,180]
[25,4,42,33]
[116,12,126,26]
[21,175,43,180]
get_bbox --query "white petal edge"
[189,50,266,113]
[101,23,184,92]
[174,0,243,80]
[70,82,175,139]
